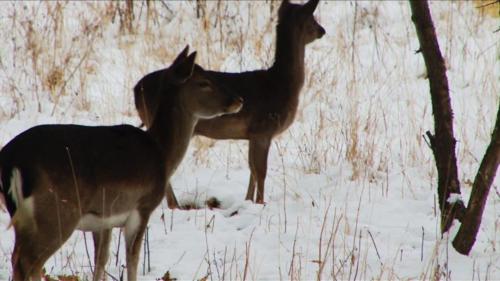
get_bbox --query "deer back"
[0,124,165,221]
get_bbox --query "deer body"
[1,124,166,281]
[0,47,242,281]
[194,65,304,140]
[135,0,325,203]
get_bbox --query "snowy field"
[0,1,498,280]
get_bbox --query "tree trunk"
[409,0,465,233]
[453,105,500,254]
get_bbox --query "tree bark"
[453,105,500,254]
[409,0,465,233]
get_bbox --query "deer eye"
[197,80,211,88]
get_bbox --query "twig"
[317,200,334,280]
[50,47,92,116]
[423,133,432,149]
[82,232,94,276]
[367,230,382,264]
[353,231,362,281]
[348,184,365,280]
[116,229,122,267]
[65,147,82,216]
[143,226,151,275]
[213,251,221,281]
[288,218,299,279]
[476,1,498,8]
[243,228,256,281]
[222,246,227,281]
[105,270,120,281]
[170,208,174,232]
[421,227,425,262]
[204,206,213,281]
[425,131,435,149]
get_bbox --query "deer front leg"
[245,172,256,202]
[92,229,112,281]
[245,138,271,204]
[123,211,149,281]
[165,182,179,209]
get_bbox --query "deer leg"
[246,138,271,204]
[165,182,179,209]
[92,229,112,281]
[245,140,257,201]
[245,173,256,202]
[123,211,149,281]
[13,222,75,281]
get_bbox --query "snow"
[447,193,463,205]
[0,1,499,280]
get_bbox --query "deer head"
[278,0,325,44]
[135,46,243,129]
[170,52,243,119]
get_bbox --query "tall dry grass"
[0,1,498,280]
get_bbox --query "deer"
[134,0,325,204]
[0,46,243,281]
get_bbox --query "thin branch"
[476,0,498,8]
[453,104,500,255]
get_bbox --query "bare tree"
[409,0,466,233]
[453,106,500,254]
[409,0,499,254]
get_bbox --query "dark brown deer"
[0,46,242,281]
[134,0,325,204]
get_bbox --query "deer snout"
[317,25,326,38]
[226,96,243,114]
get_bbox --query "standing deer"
[0,46,243,281]
[135,0,325,204]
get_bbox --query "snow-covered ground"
[0,1,498,280]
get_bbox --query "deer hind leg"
[165,182,179,209]
[245,138,271,204]
[13,240,46,281]
[92,229,112,281]
[123,210,149,281]
[13,218,76,281]
[12,242,36,281]
[10,180,77,280]
[245,172,257,202]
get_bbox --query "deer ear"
[172,51,196,84]
[172,45,190,67]
[278,0,290,18]
[303,0,319,14]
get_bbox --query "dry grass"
[0,1,498,280]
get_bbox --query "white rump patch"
[6,168,35,223]
[0,169,4,212]
[7,168,23,208]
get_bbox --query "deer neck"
[147,101,198,179]
[271,26,306,90]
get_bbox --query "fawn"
[0,46,242,281]
[135,0,325,204]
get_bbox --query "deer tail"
[0,167,5,213]
[1,167,35,230]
